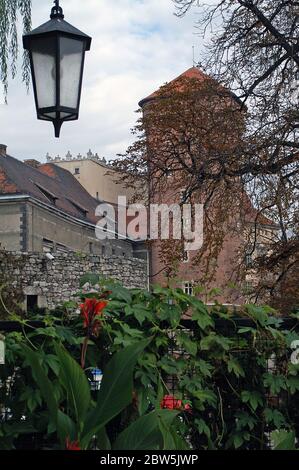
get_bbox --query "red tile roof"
[139,66,242,108]
[0,167,18,193]
[0,154,99,224]
[139,67,208,107]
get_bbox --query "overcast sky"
[0,0,203,162]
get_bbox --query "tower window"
[245,254,253,267]
[183,282,194,296]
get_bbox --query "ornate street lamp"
[23,0,91,138]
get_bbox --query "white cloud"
[0,0,201,162]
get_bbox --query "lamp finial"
[51,0,64,19]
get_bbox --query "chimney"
[0,144,7,156]
[24,159,41,169]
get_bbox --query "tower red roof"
[139,67,211,107]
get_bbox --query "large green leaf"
[158,414,189,450]
[271,430,296,450]
[22,344,58,425]
[54,343,91,428]
[113,410,178,450]
[96,427,111,450]
[81,338,150,447]
[56,410,77,443]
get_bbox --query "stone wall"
[0,251,147,314]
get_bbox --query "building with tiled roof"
[0,145,138,257]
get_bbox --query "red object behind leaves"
[160,395,182,410]
[66,437,81,451]
[184,403,192,413]
[160,395,192,413]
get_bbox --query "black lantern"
[23,0,91,138]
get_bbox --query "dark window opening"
[245,254,253,267]
[43,238,54,253]
[75,168,80,175]
[56,243,69,253]
[27,295,38,312]
[34,183,58,206]
[67,199,88,219]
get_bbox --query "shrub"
[0,278,298,449]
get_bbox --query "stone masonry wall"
[0,251,147,313]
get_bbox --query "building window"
[35,183,58,206]
[42,238,54,253]
[89,242,93,254]
[183,281,193,296]
[96,192,99,200]
[101,245,106,256]
[112,248,116,255]
[67,199,88,219]
[27,295,38,312]
[56,243,69,253]
[245,253,253,267]
[182,250,189,263]
[74,168,80,175]
[243,281,253,294]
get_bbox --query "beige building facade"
[47,150,134,205]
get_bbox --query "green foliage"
[22,339,166,450]
[81,339,151,447]
[271,430,297,450]
[0,282,298,450]
[113,410,179,450]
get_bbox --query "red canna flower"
[160,395,182,410]
[66,437,81,451]
[160,395,192,413]
[80,298,107,335]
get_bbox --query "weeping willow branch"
[0,0,32,101]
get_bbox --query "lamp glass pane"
[60,37,84,109]
[31,37,56,109]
